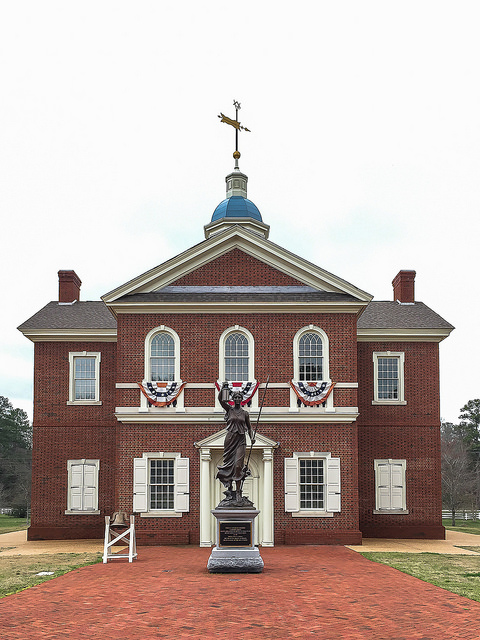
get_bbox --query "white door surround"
[195,429,278,547]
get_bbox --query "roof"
[18,301,117,342]
[102,225,373,304]
[116,286,359,305]
[211,196,262,222]
[358,301,454,330]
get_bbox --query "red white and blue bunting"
[215,380,259,407]
[290,380,336,407]
[138,381,186,407]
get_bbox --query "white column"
[199,448,212,547]
[262,447,274,547]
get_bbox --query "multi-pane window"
[299,459,324,509]
[150,459,175,510]
[225,333,249,380]
[68,352,101,404]
[151,334,175,381]
[377,357,399,400]
[285,454,340,514]
[74,357,96,400]
[373,352,405,404]
[133,454,189,514]
[299,332,323,381]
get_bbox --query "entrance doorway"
[196,429,277,548]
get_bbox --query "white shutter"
[174,457,190,512]
[70,463,84,510]
[390,463,405,510]
[375,460,406,510]
[284,457,299,512]
[326,457,341,512]
[377,462,391,509]
[133,457,148,512]
[70,486,83,510]
[82,463,98,511]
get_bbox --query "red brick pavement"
[1,546,480,639]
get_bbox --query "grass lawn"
[361,552,480,603]
[0,553,102,598]
[0,515,29,534]
[443,519,480,535]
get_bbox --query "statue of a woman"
[216,385,255,506]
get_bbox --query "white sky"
[1,1,478,423]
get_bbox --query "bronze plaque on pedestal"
[219,521,252,547]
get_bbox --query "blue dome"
[211,196,262,222]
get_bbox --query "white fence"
[442,509,480,520]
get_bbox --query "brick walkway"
[1,546,480,639]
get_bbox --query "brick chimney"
[58,270,81,303]
[392,270,416,303]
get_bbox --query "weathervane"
[218,100,250,165]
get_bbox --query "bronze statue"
[216,384,255,507]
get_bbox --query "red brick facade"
[24,242,449,544]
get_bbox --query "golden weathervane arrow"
[218,100,250,161]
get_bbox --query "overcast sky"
[1,1,478,423]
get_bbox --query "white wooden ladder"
[102,514,137,563]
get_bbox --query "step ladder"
[103,514,137,563]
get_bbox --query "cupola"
[204,101,270,240]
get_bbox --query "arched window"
[150,333,175,381]
[144,326,180,382]
[293,326,330,382]
[224,332,249,381]
[299,332,323,381]
[219,326,255,383]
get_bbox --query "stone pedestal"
[207,509,264,573]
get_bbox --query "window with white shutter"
[66,459,100,514]
[284,453,340,516]
[133,453,189,517]
[374,459,408,513]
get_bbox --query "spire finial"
[218,100,251,169]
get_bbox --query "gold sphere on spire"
[233,151,241,160]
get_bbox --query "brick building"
[18,160,453,545]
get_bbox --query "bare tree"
[441,421,477,525]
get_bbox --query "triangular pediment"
[195,428,278,450]
[102,226,372,305]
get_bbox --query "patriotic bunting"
[290,380,336,407]
[138,380,186,407]
[215,380,259,406]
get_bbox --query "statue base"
[207,509,264,574]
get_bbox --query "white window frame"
[290,325,332,411]
[372,351,406,405]
[284,452,340,517]
[65,459,100,514]
[133,452,189,518]
[67,352,102,405]
[142,326,183,411]
[217,326,257,410]
[374,459,408,513]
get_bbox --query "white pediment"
[194,428,278,450]
[102,226,372,304]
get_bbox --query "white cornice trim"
[108,301,368,315]
[19,329,117,343]
[204,218,270,239]
[357,327,453,342]
[102,227,372,304]
[114,407,359,424]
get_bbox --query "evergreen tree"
[458,399,480,451]
[0,396,32,513]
